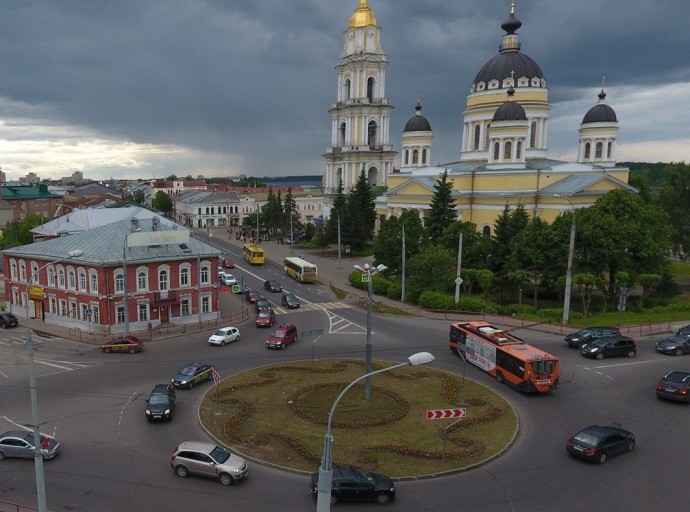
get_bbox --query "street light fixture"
[331,208,342,270]
[123,227,142,335]
[315,352,435,512]
[353,262,388,400]
[25,248,83,512]
[554,194,576,324]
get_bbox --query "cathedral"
[322,1,636,234]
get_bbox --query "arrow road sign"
[426,408,466,420]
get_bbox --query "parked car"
[264,279,282,292]
[656,334,690,356]
[0,429,61,460]
[565,326,621,348]
[0,312,19,328]
[171,362,214,389]
[565,425,635,464]
[677,325,690,336]
[580,335,637,359]
[281,293,300,309]
[223,258,235,269]
[309,464,396,505]
[256,309,276,328]
[221,272,237,286]
[145,384,176,421]
[208,326,240,346]
[244,289,261,303]
[100,336,144,353]
[266,323,298,349]
[656,371,690,402]
[171,441,248,485]
[255,297,270,313]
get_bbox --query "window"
[504,141,512,160]
[367,77,374,102]
[58,268,65,288]
[81,304,88,320]
[159,269,168,291]
[68,269,76,289]
[607,141,612,158]
[30,264,38,283]
[50,297,57,314]
[404,149,409,165]
[516,141,522,159]
[137,270,148,291]
[90,272,98,294]
[92,306,100,323]
[595,142,603,158]
[530,121,537,148]
[70,301,77,318]
[79,271,87,292]
[473,125,480,150]
[60,300,67,316]
[482,225,491,237]
[367,121,377,147]
[493,142,500,160]
[20,262,26,282]
[412,149,418,164]
[344,78,351,100]
[116,306,125,324]
[115,273,124,293]
[181,298,190,316]
[200,265,209,285]
[138,303,149,321]
[201,296,210,314]
[48,267,55,286]
[584,142,591,159]
[422,149,427,165]
[10,261,17,280]
[180,267,189,287]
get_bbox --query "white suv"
[170,441,248,485]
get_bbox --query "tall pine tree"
[343,169,376,251]
[425,170,456,242]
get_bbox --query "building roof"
[2,184,62,200]
[403,101,432,132]
[583,89,618,123]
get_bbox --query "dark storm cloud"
[0,0,687,180]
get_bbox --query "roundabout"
[199,359,518,477]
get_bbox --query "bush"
[503,304,538,316]
[536,308,563,322]
[372,275,391,295]
[458,296,500,314]
[419,291,457,310]
[387,281,402,300]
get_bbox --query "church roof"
[403,101,432,132]
[583,89,618,123]
[492,88,527,121]
[347,0,377,28]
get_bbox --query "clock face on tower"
[348,31,354,39]
[367,30,374,38]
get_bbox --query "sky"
[0,0,688,183]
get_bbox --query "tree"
[151,191,173,215]
[488,204,529,300]
[0,213,49,249]
[637,273,661,308]
[133,190,146,205]
[425,169,456,242]
[342,170,376,251]
[405,245,455,303]
[509,216,556,307]
[373,210,427,276]
[436,221,491,270]
[325,180,346,244]
[283,187,301,239]
[658,163,690,259]
[575,273,597,317]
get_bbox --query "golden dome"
[347,0,378,28]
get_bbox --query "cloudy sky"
[0,0,687,182]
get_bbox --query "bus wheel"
[496,371,504,384]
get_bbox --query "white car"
[208,326,240,346]
[222,272,237,286]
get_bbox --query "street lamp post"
[123,228,141,335]
[554,194,576,324]
[332,208,341,269]
[25,249,83,512]
[353,263,388,400]
[315,352,435,512]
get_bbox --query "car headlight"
[165,409,171,415]
[181,380,187,385]
[146,409,151,415]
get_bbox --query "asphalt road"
[2,257,690,511]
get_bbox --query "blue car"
[171,362,214,389]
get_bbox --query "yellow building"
[371,1,636,234]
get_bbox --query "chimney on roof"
[131,218,140,232]
[152,217,160,231]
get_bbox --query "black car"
[310,464,396,506]
[565,425,635,464]
[264,279,282,292]
[565,326,620,348]
[0,313,18,328]
[281,293,300,309]
[656,371,690,402]
[171,362,214,389]
[255,297,270,313]
[580,335,636,360]
[677,325,690,336]
[656,334,690,356]
[145,384,176,421]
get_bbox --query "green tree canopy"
[342,170,376,251]
[425,170,456,242]
[151,191,173,214]
[373,210,427,276]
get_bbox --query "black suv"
[0,313,18,329]
[145,384,176,421]
[263,279,282,292]
[281,293,300,309]
[565,326,620,348]
[310,464,396,506]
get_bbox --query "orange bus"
[449,321,560,393]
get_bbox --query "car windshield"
[149,395,169,405]
[214,329,228,336]
[210,446,231,464]
[271,331,286,338]
[591,338,612,347]
[573,431,602,447]
[285,294,296,300]
[180,366,197,376]
[665,371,690,382]
[666,336,687,344]
[259,312,271,318]
[576,329,593,337]
[529,360,556,375]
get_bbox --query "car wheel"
[595,353,604,360]
[0,451,5,460]
[496,371,504,383]
[175,465,189,477]
[1,324,6,329]
[597,452,607,464]
[627,440,635,451]
[104,348,111,353]
[129,348,136,354]
[375,493,391,505]
[236,334,240,341]
[221,339,226,346]
[329,495,338,506]
[627,350,636,358]
[218,473,234,486]
[675,348,683,356]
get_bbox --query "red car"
[244,289,261,303]
[266,323,298,349]
[223,258,235,269]
[256,308,276,328]
[101,336,144,353]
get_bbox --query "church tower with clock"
[323,0,395,194]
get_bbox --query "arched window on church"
[367,166,377,186]
[336,168,343,186]
[530,121,537,148]
[473,125,480,150]
[595,142,603,158]
[485,123,490,149]
[516,141,522,159]
[404,150,409,165]
[339,122,346,146]
[412,149,418,165]
[482,225,491,237]
[607,141,612,158]
[367,77,374,103]
[493,142,500,161]
[504,141,512,160]
[344,78,351,100]
[368,121,377,148]
[422,149,427,165]
[584,142,591,159]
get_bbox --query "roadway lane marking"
[590,360,659,369]
[34,359,79,371]
[327,311,368,335]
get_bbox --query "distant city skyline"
[0,1,687,182]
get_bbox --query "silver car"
[0,429,61,460]
[171,441,248,485]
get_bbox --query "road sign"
[455,277,464,285]
[426,408,466,420]
[211,368,222,385]
[361,274,369,283]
